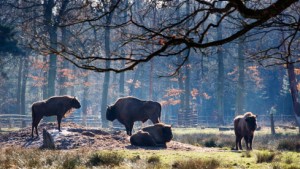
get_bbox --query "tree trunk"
[21,57,29,127]
[216,2,224,125]
[119,0,127,98]
[58,27,69,95]
[42,56,48,99]
[184,58,191,126]
[235,37,245,116]
[119,62,125,97]
[178,71,185,126]
[44,0,58,98]
[184,1,191,127]
[286,62,300,133]
[47,29,58,97]
[81,73,89,126]
[100,11,114,128]
[216,45,224,125]
[17,57,23,115]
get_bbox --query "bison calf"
[31,95,81,138]
[130,123,173,147]
[106,96,161,135]
[234,112,257,150]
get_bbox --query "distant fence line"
[167,114,297,128]
[0,114,297,129]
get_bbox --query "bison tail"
[31,105,36,121]
[157,103,162,119]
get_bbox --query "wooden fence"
[0,114,101,129]
[0,113,297,129]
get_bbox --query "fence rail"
[0,114,297,129]
[0,114,101,129]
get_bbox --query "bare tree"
[31,0,298,73]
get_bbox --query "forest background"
[0,0,299,130]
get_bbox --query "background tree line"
[0,0,299,130]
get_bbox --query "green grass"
[0,127,20,134]
[0,127,299,168]
[0,148,299,169]
[172,127,300,150]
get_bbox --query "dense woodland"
[0,0,299,129]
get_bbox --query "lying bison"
[106,96,161,135]
[130,123,173,147]
[31,95,81,138]
[234,112,257,150]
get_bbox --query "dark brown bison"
[234,112,257,150]
[106,96,161,135]
[130,123,173,147]
[31,95,81,138]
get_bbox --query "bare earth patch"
[0,122,219,152]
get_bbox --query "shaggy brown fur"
[234,112,257,150]
[106,96,161,135]
[31,95,81,138]
[130,123,173,147]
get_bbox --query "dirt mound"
[0,122,214,151]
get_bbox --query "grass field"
[172,127,300,150]
[0,147,299,169]
[0,126,299,169]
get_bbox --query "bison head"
[245,115,257,131]
[71,97,81,109]
[106,106,116,121]
[162,125,173,142]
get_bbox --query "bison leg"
[238,136,243,150]
[31,123,34,138]
[249,136,253,150]
[244,136,250,150]
[33,116,43,137]
[236,136,242,150]
[125,124,131,136]
[125,122,134,136]
[235,137,239,150]
[57,115,62,132]
[129,122,134,136]
[149,114,160,124]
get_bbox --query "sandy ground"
[0,122,219,152]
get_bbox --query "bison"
[31,95,81,138]
[130,123,173,147]
[106,96,161,135]
[234,112,257,150]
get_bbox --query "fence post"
[8,118,12,128]
[270,113,276,135]
[22,119,26,128]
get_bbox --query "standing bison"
[130,123,173,147]
[234,112,257,150]
[106,96,161,135]
[31,95,81,138]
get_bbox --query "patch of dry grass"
[172,158,220,169]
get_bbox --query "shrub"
[172,158,220,169]
[284,156,293,164]
[256,151,276,163]
[147,155,160,164]
[62,156,80,169]
[241,151,252,158]
[87,151,124,166]
[204,138,218,147]
[277,140,300,152]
